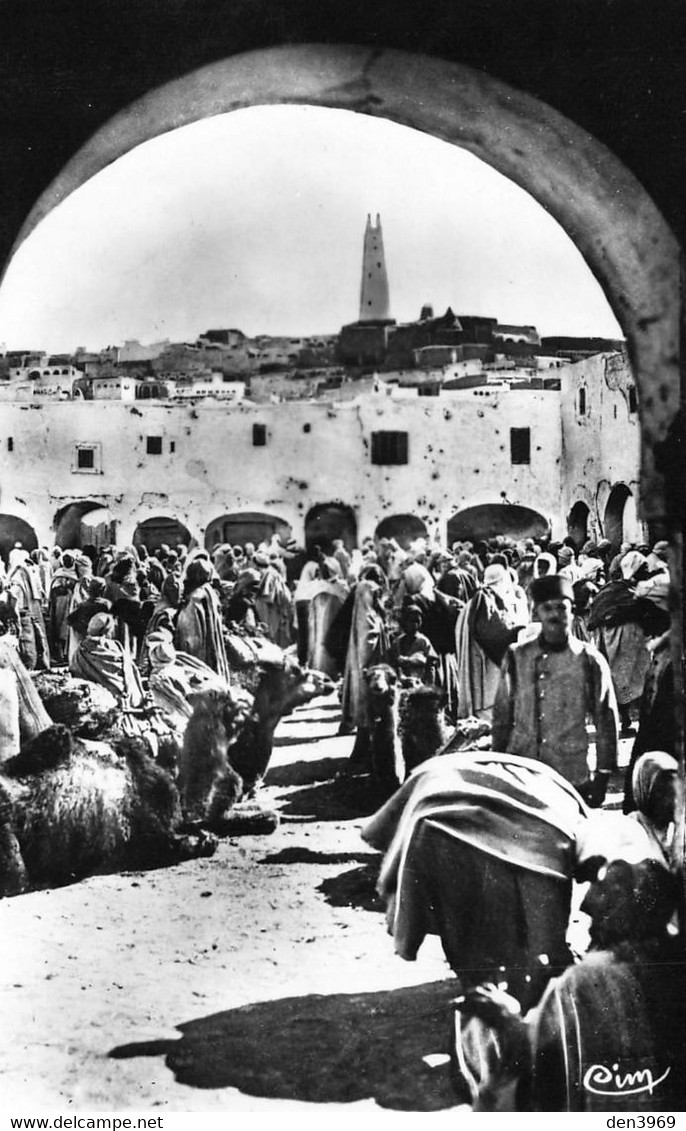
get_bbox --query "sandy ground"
[1,693,467,1115]
[0,694,633,1115]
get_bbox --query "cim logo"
[583,1062,671,1098]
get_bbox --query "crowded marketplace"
[0,522,681,1111]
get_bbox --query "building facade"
[0,350,643,559]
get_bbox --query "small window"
[303,423,311,434]
[7,438,13,452]
[77,447,94,470]
[578,387,586,416]
[253,423,267,447]
[170,440,176,454]
[510,427,531,465]
[146,436,163,455]
[371,431,409,465]
[73,442,100,473]
[628,385,638,413]
[614,405,618,419]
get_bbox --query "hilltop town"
[0,215,642,562]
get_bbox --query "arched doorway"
[54,501,116,550]
[603,485,643,550]
[305,503,357,553]
[567,501,590,548]
[204,512,293,550]
[133,516,192,553]
[447,504,549,545]
[375,514,428,551]
[0,514,38,565]
[78,506,116,549]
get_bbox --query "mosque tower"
[358,213,391,322]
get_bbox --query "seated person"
[70,611,145,708]
[147,631,229,736]
[455,858,684,1112]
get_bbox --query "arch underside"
[447,503,549,545]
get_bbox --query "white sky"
[0,104,622,353]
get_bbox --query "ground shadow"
[109,980,462,1110]
[276,774,387,821]
[265,756,349,788]
[272,732,326,748]
[259,847,379,867]
[316,862,383,912]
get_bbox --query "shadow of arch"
[567,500,590,548]
[133,515,192,553]
[447,503,549,544]
[0,514,38,562]
[109,980,461,1110]
[305,502,357,554]
[375,514,428,550]
[205,511,292,550]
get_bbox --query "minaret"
[358,213,391,322]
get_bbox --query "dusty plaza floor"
[0,692,632,1114]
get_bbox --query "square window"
[146,436,163,455]
[73,442,100,473]
[371,431,409,465]
[510,427,531,465]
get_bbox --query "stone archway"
[603,485,642,551]
[11,45,679,529]
[567,501,590,549]
[375,514,428,551]
[53,500,115,549]
[133,515,192,553]
[0,514,38,565]
[305,503,357,553]
[447,503,549,545]
[204,511,292,549]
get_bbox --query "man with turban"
[174,558,230,682]
[70,611,145,707]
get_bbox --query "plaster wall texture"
[0,385,565,550]
[559,352,642,537]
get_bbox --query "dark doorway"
[133,516,192,553]
[0,514,38,565]
[204,512,292,550]
[603,484,632,551]
[53,501,116,550]
[305,504,357,553]
[374,514,428,550]
[567,501,590,548]
[447,503,549,544]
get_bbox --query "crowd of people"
[0,524,681,1111]
[0,527,675,806]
